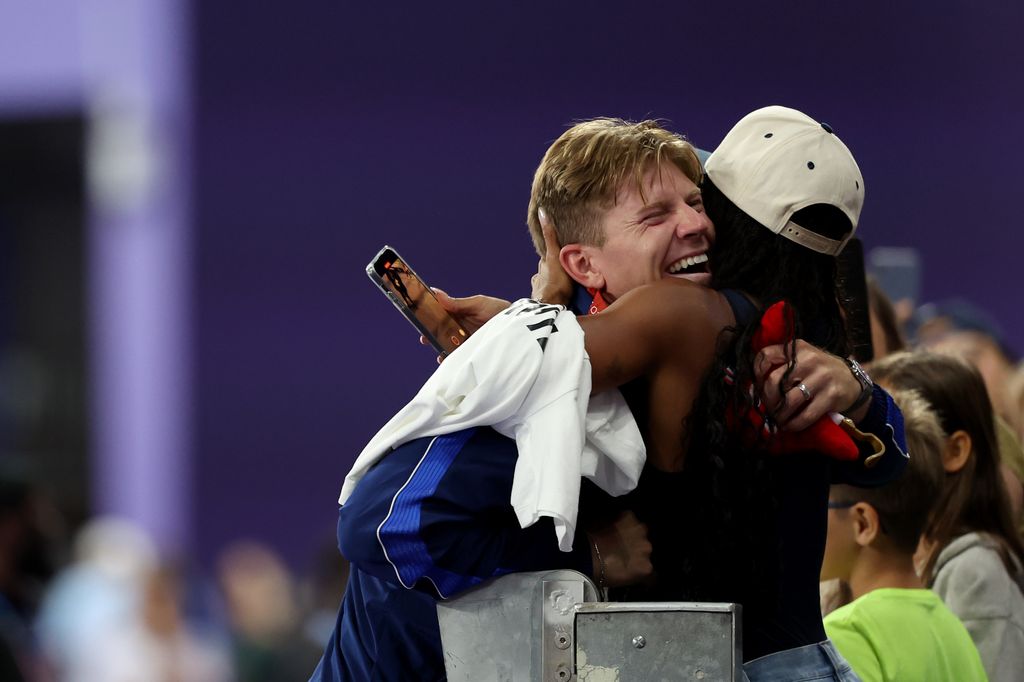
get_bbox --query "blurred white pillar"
[82,0,193,553]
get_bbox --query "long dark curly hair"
[676,177,854,602]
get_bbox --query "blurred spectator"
[996,429,1024,539]
[915,297,1022,440]
[35,517,157,677]
[217,541,315,681]
[866,278,906,360]
[819,577,852,619]
[298,539,350,658]
[1002,463,1024,531]
[0,465,61,682]
[70,561,232,682]
[1010,365,1024,440]
[1005,365,1024,535]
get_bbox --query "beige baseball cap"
[704,105,864,256]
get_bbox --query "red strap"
[587,288,610,315]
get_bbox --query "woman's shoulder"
[647,279,734,321]
[607,280,733,341]
[933,533,1024,618]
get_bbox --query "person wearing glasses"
[821,388,987,681]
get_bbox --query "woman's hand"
[530,208,574,305]
[755,340,869,430]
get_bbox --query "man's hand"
[755,340,869,431]
[432,288,510,335]
[420,289,511,361]
[530,208,574,305]
[587,511,653,589]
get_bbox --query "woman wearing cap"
[548,106,907,679]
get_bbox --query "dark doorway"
[0,113,90,530]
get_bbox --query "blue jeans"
[743,640,861,682]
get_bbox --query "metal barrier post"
[438,570,742,681]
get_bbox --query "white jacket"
[339,298,646,551]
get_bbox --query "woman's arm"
[577,279,724,394]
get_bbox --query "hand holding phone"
[430,289,512,334]
[367,246,468,357]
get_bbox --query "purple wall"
[192,1,1024,566]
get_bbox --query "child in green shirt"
[821,389,988,682]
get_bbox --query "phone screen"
[367,246,467,356]
[867,246,921,307]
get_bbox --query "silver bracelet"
[843,357,874,414]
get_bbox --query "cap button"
[821,122,834,134]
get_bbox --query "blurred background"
[1,0,1022,679]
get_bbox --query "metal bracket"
[541,579,583,681]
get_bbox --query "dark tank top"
[589,288,831,662]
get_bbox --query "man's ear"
[851,502,881,547]
[559,244,606,290]
[942,430,973,473]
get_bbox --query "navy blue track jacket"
[310,426,591,681]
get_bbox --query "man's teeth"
[668,253,709,273]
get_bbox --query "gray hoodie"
[932,532,1024,682]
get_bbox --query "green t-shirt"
[824,587,988,682]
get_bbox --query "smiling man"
[527,119,712,312]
